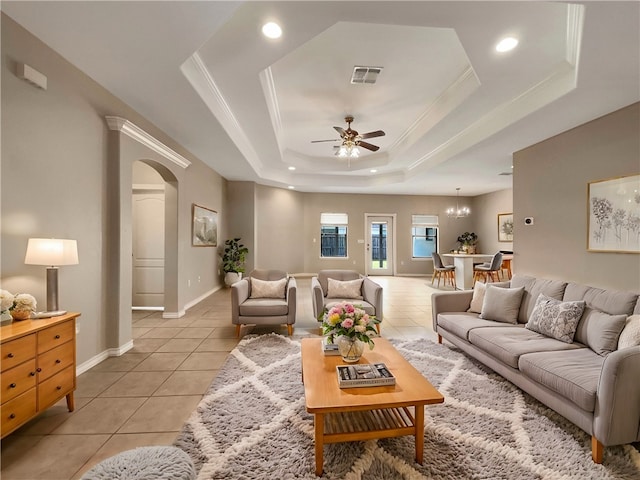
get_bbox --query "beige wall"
[226,181,256,274]
[474,189,514,255]
[513,102,640,291]
[255,185,305,273]
[1,14,231,365]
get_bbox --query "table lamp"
[24,238,79,316]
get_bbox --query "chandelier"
[337,139,360,158]
[447,188,470,218]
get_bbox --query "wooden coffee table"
[301,337,444,476]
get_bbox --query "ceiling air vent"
[351,66,383,84]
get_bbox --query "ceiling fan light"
[350,146,360,158]
[337,145,348,157]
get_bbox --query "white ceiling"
[3,1,639,196]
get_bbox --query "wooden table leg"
[315,413,324,476]
[415,404,424,464]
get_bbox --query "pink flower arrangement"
[321,301,380,348]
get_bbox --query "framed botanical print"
[588,174,640,253]
[498,213,514,242]
[192,204,218,247]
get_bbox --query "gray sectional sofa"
[431,274,640,463]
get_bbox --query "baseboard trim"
[76,340,134,374]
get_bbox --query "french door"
[365,215,394,275]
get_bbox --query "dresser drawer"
[1,335,36,372]
[37,320,74,353]
[38,366,74,411]
[38,341,74,381]
[1,388,36,437]
[1,359,37,403]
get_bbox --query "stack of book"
[336,363,396,388]
[322,337,340,356]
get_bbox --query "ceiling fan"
[311,116,385,157]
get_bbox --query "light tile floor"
[0,275,446,479]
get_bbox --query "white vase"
[224,272,242,287]
[336,336,365,363]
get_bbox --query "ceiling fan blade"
[333,126,346,137]
[311,139,340,143]
[360,130,385,140]
[358,141,380,152]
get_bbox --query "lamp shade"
[24,238,79,266]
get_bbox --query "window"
[412,215,439,258]
[320,213,348,257]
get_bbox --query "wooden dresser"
[1,312,80,438]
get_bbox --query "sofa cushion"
[518,349,604,412]
[618,314,640,349]
[325,300,375,317]
[510,275,567,324]
[479,285,524,324]
[327,278,363,299]
[574,307,627,356]
[437,313,518,341]
[468,282,487,314]
[468,326,583,369]
[249,277,287,299]
[239,298,289,316]
[563,283,638,316]
[525,294,585,344]
[318,270,360,295]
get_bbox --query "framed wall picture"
[588,173,640,253]
[498,213,514,242]
[192,204,218,247]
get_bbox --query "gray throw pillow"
[525,294,585,344]
[574,307,627,356]
[479,285,524,324]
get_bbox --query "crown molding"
[565,3,584,67]
[260,67,282,140]
[105,116,191,169]
[180,53,263,174]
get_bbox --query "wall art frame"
[498,213,514,242]
[192,204,218,247]
[587,173,640,253]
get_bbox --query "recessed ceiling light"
[262,22,282,39]
[370,169,377,173]
[288,185,295,189]
[288,166,296,171]
[496,37,518,53]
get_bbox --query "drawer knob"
[54,335,61,339]
[9,383,16,388]
[36,367,42,373]
[30,371,36,377]
[7,353,14,358]
[56,386,62,390]
[55,359,61,364]
[9,413,16,419]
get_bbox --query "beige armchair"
[231,269,297,337]
[311,270,383,332]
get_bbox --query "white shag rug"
[175,334,640,479]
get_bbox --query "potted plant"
[457,232,478,254]
[221,238,248,286]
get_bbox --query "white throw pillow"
[249,277,287,299]
[327,278,363,299]
[525,294,585,344]
[618,314,640,349]
[468,282,487,314]
[479,285,524,324]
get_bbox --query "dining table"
[441,253,495,290]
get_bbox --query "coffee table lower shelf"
[313,405,424,476]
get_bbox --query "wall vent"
[499,171,513,176]
[351,66,383,84]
